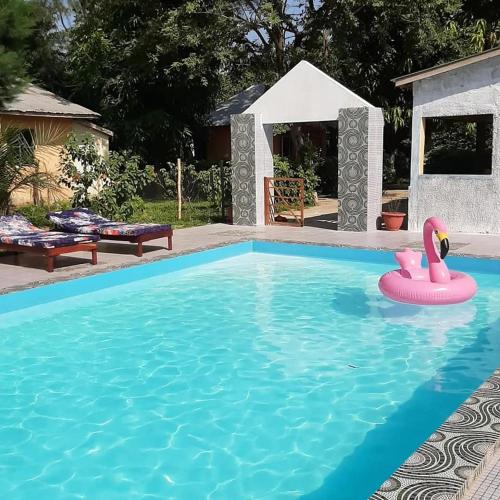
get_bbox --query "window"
[422,115,493,175]
[20,128,35,148]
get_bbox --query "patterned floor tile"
[371,369,500,499]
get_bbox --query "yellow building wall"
[0,115,110,207]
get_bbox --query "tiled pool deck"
[1,222,500,497]
[372,369,500,499]
[3,223,500,294]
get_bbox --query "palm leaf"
[0,126,62,214]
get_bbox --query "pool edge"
[3,239,500,313]
[3,237,500,299]
[371,368,500,499]
[0,241,254,314]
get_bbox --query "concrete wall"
[245,60,372,124]
[0,115,110,207]
[409,57,500,233]
[230,61,384,228]
[72,121,110,159]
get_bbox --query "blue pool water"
[1,242,499,499]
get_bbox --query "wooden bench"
[0,242,98,272]
[99,228,173,257]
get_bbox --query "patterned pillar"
[231,114,256,225]
[338,107,383,231]
[230,113,273,226]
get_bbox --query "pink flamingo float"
[379,216,477,305]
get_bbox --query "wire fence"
[138,160,233,227]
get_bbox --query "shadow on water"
[331,287,422,321]
[301,311,500,500]
[331,287,373,319]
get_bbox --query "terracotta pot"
[382,211,405,231]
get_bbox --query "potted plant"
[382,198,406,231]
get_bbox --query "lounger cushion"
[47,208,172,237]
[0,214,99,249]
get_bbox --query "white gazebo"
[230,60,384,231]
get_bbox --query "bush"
[93,150,154,220]
[273,153,319,206]
[15,201,70,228]
[60,133,154,220]
[155,161,231,208]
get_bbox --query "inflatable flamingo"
[379,217,477,305]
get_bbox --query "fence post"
[177,158,182,220]
[220,160,225,220]
[264,177,270,225]
[300,178,305,227]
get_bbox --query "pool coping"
[0,239,248,296]
[371,368,500,500]
[2,236,500,296]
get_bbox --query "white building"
[394,47,500,233]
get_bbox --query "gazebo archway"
[230,61,384,231]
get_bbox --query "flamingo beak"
[437,232,449,259]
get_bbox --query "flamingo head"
[426,217,449,259]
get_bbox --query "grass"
[13,199,224,230]
[130,199,225,229]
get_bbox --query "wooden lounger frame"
[99,228,173,257]
[0,242,97,272]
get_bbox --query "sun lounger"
[0,214,98,272]
[47,208,173,257]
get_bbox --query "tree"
[0,0,37,105]
[459,0,499,52]
[65,0,241,165]
[211,0,316,99]
[302,0,468,181]
[26,0,498,185]
[24,1,73,95]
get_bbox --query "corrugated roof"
[393,46,500,88]
[76,120,113,137]
[0,84,101,119]
[208,84,267,126]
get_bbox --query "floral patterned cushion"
[47,208,172,237]
[0,215,98,249]
[0,214,43,236]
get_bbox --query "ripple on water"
[0,252,499,499]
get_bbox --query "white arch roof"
[244,60,372,124]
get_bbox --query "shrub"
[273,153,319,206]
[15,201,70,228]
[60,134,154,220]
[155,161,231,208]
[93,151,154,220]
[60,134,104,208]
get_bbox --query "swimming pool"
[1,241,499,499]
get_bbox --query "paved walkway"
[2,222,500,294]
[463,449,500,500]
[288,190,408,230]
